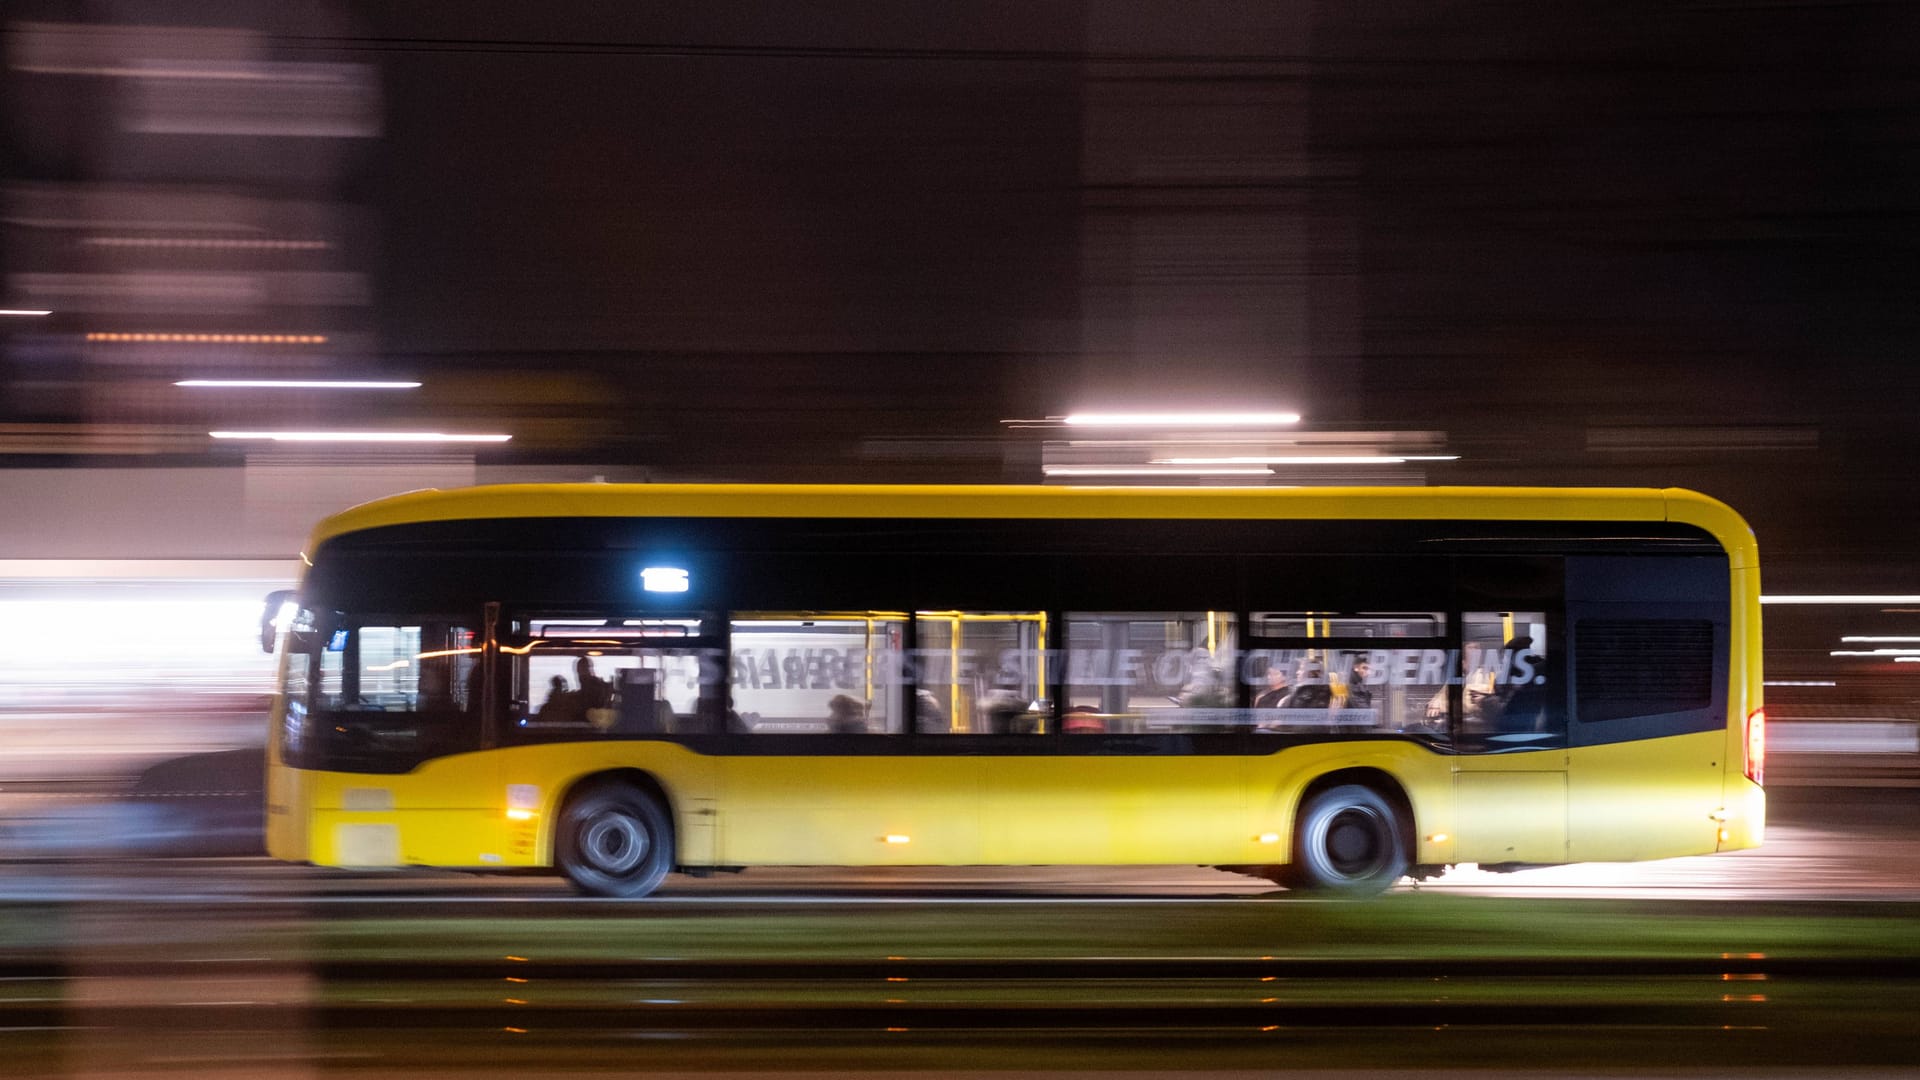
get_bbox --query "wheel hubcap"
[1322,807,1387,878]
[581,811,648,875]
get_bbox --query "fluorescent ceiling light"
[1839,636,1920,643]
[1062,411,1302,428]
[177,379,420,389]
[1153,454,1459,466]
[209,430,510,443]
[1,309,52,317]
[1764,680,1836,687]
[1042,465,1274,477]
[1763,595,1920,605]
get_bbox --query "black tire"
[555,783,674,898]
[1283,783,1409,896]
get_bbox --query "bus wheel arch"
[552,769,676,898]
[1277,768,1414,897]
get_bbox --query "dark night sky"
[338,3,1920,584]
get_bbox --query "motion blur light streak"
[83,237,332,250]
[1828,649,1920,656]
[1042,465,1275,477]
[1762,595,1920,604]
[1061,412,1303,428]
[89,333,329,343]
[209,431,511,443]
[1153,455,1461,465]
[177,379,421,389]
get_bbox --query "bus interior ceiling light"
[178,379,422,390]
[1061,411,1302,428]
[641,567,691,593]
[0,309,53,317]
[209,431,511,443]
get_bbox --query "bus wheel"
[556,783,674,898]
[1284,784,1409,897]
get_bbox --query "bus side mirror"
[260,589,296,654]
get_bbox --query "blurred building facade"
[0,2,1917,713]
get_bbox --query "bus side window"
[1065,612,1236,735]
[1458,610,1561,749]
[728,615,908,735]
[913,612,1047,735]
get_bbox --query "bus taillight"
[1744,707,1766,786]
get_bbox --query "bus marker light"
[1718,828,1731,843]
[1256,832,1280,844]
[506,809,535,821]
[883,834,911,844]
[641,566,690,593]
[1426,833,1448,843]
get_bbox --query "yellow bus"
[264,484,1764,897]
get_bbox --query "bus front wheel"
[1281,783,1409,897]
[556,783,674,898]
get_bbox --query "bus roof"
[304,484,1756,569]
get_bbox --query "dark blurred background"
[2,1,1918,785]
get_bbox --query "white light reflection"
[0,309,53,317]
[1830,649,1920,657]
[179,379,421,390]
[1042,465,1275,477]
[1153,455,1460,465]
[1763,595,1920,605]
[210,430,510,443]
[1062,411,1302,428]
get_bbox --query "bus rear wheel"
[556,783,674,898]
[1281,783,1409,897]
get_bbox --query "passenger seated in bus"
[913,689,950,733]
[1176,661,1230,709]
[1464,636,1541,732]
[1285,660,1332,710]
[536,675,583,724]
[980,673,1032,734]
[827,693,868,734]
[1254,662,1292,708]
